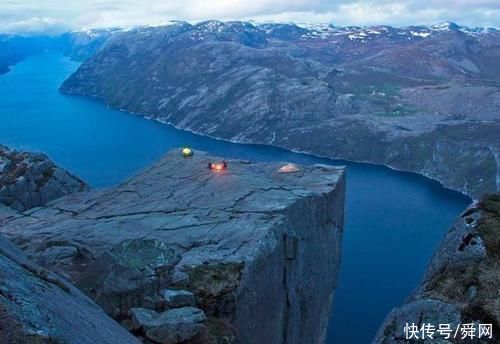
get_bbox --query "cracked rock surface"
[0,220,139,344]
[0,149,346,344]
[0,145,88,211]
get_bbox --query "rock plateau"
[0,149,346,344]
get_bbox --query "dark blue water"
[0,52,471,343]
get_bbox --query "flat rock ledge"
[0,225,139,344]
[0,145,88,211]
[0,149,346,344]
[375,194,500,344]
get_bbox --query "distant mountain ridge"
[1,21,497,74]
[0,29,116,74]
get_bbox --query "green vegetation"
[424,193,500,338]
[187,262,244,319]
[187,263,244,297]
[352,83,419,117]
[201,317,237,344]
[36,168,55,190]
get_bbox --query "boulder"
[0,150,346,344]
[129,307,206,344]
[162,289,196,309]
[0,145,88,211]
[130,308,159,331]
[145,307,206,344]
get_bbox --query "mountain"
[60,21,500,198]
[0,29,115,74]
[59,29,119,61]
[0,35,57,74]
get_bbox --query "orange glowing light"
[208,161,228,171]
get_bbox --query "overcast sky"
[1,0,499,35]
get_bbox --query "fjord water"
[0,53,470,343]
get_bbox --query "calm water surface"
[0,53,471,344]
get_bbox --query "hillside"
[61,21,500,198]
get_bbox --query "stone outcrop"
[0,145,88,211]
[0,149,346,344]
[130,307,207,344]
[0,219,139,344]
[375,193,500,343]
[60,21,500,198]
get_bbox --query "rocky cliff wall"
[0,149,346,344]
[0,145,88,211]
[375,194,500,343]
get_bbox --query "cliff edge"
[0,149,346,344]
[0,145,88,211]
[375,193,500,343]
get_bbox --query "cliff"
[0,207,139,344]
[60,21,500,198]
[0,145,88,211]
[0,149,346,344]
[375,193,500,343]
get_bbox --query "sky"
[1,0,499,35]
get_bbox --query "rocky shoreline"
[0,149,346,344]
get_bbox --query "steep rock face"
[375,194,500,343]
[60,21,500,198]
[0,150,346,344]
[0,145,88,211]
[0,218,140,344]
